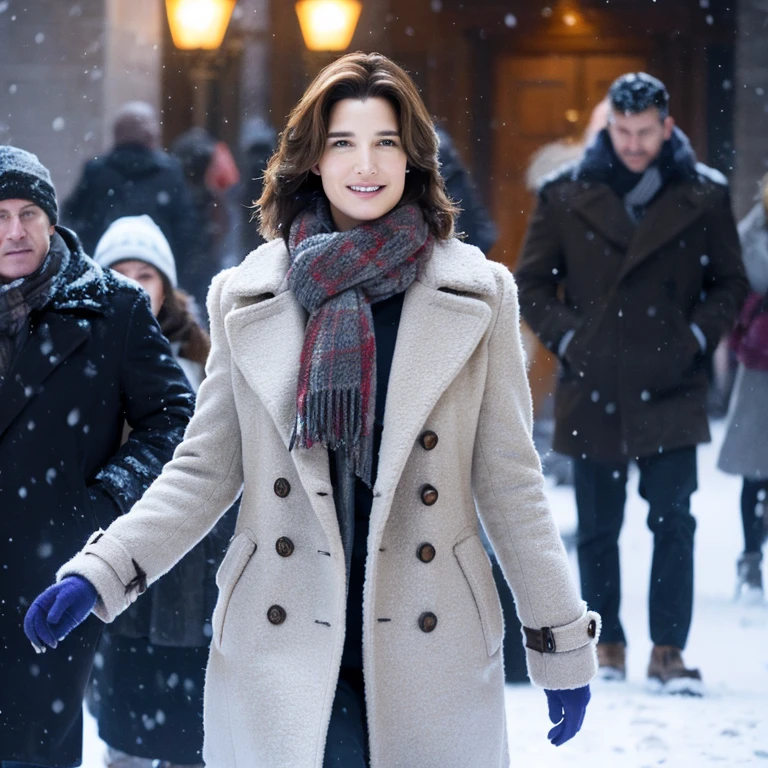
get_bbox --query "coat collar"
[570,181,711,282]
[48,227,114,315]
[225,237,497,300]
[223,238,496,541]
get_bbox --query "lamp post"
[165,0,237,127]
[295,0,362,81]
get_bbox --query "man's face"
[607,108,674,174]
[0,199,54,283]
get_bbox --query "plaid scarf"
[0,233,68,381]
[287,199,431,486]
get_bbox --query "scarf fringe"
[290,387,373,487]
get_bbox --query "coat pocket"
[454,534,504,657]
[212,530,257,651]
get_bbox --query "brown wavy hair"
[157,280,211,370]
[258,52,457,243]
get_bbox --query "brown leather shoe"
[596,642,626,681]
[647,645,703,696]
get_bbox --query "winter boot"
[735,552,764,605]
[647,645,702,696]
[596,642,626,681]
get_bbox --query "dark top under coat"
[329,291,405,671]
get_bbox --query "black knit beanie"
[0,145,58,224]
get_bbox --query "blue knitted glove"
[24,575,98,652]
[544,685,591,746]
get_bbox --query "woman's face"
[111,259,165,317]
[313,97,408,231]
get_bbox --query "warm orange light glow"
[563,11,579,27]
[165,0,236,50]
[295,0,363,51]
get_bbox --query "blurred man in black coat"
[63,102,197,293]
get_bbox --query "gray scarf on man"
[623,166,664,224]
[0,233,68,381]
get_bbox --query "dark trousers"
[574,446,697,649]
[323,669,368,767]
[741,478,768,554]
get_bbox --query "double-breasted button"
[418,612,438,633]
[274,478,291,498]
[417,543,436,563]
[276,537,294,558]
[267,605,286,625]
[419,430,438,451]
[420,484,438,506]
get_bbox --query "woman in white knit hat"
[90,215,232,768]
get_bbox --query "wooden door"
[492,54,645,413]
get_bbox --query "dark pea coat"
[0,228,194,767]
[516,157,748,460]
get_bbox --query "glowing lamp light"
[165,0,236,50]
[563,11,579,27]
[295,0,363,51]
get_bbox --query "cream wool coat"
[60,237,599,767]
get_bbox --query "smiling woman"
[311,98,408,231]
[28,52,600,768]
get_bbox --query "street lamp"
[165,0,237,128]
[165,0,237,50]
[295,0,362,51]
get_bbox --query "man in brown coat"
[516,73,748,693]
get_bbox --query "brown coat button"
[420,484,438,506]
[587,619,596,638]
[267,605,286,625]
[417,543,436,563]
[418,612,438,633]
[276,537,294,557]
[274,478,291,498]
[419,431,438,450]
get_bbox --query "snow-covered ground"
[82,421,768,766]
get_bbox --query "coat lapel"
[572,186,635,252]
[617,185,705,281]
[0,312,91,439]
[374,243,495,504]
[224,241,337,540]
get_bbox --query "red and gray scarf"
[287,199,431,486]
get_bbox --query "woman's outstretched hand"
[544,685,591,746]
[24,575,98,652]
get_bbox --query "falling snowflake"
[67,408,80,426]
[37,542,53,559]
[504,13,517,27]
[52,117,66,132]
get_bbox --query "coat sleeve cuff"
[55,529,146,622]
[523,609,601,689]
